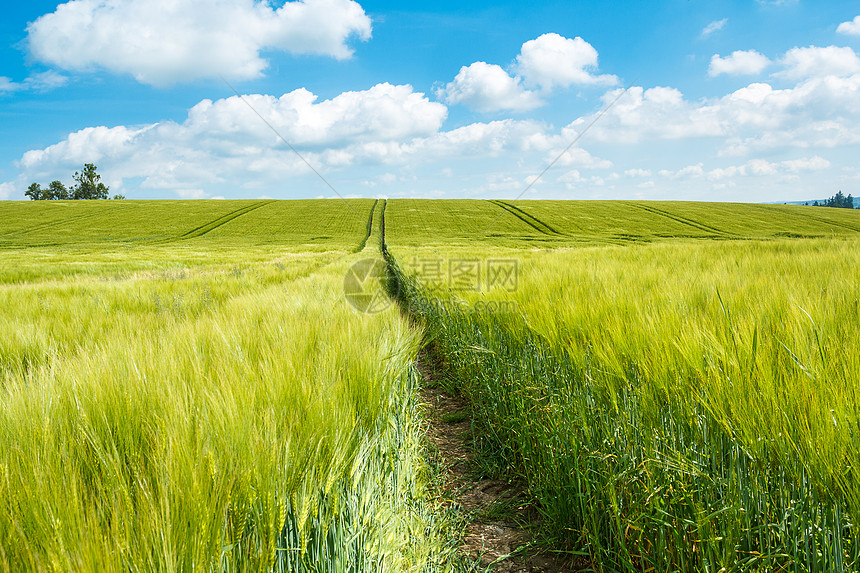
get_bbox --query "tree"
[46,180,69,200]
[25,183,44,201]
[112,194,126,200]
[820,191,854,209]
[71,163,109,200]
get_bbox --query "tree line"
[805,191,856,209]
[25,164,124,200]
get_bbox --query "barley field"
[386,214,860,571]
[0,201,454,572]
[2,198,859,571]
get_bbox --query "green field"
[385,199,860,246]
[2,199,860,571]
[0,199,375,249]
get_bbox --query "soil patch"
[415,344,574,572]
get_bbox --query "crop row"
[386,237,860,572]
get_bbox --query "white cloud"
[10,112,563,199]
[342,119,548,166]
[575,45,860,154]
[777,46,860,79]
[658,164,705,179]
[27,0,372,86]
[8,39,859,203]
[514,33,617,90]
[175,189,208,199]
[838,16,860,35]
[658,156,830,181]
[746,158,778,175]
[183,83,446,146]
[553,148,613,169]
[14,83,447,196]
[781,156,831,172]
[0,182,13,199]
[0,71,68,93]
[624,168,652,177]
[558,169,609,190]
[436,62,541,112]
[709,50,771,76]
[701,18,727,38]
[21,125,149,169]
[438,33,614,112]
[573,85,722,143]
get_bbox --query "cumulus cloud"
[624,168,652,177]
[20,125,150,170]
[438,33,614,112]
[553,148,612,169]
[9,40,859,201]
[184,83,447,146]
[436,62,542,113]
[709,50,771,76]
[658,156,830,181]
[27,0,372,86]
[339,119,549,166]
[0,182,13,199]
[838,15,860,35]
[572,44,860,155]
[781,156,831,172]
[776,45,860,79]
[701,18,727,38]
[572,85,721,144]
[514,33,617,90]
[0,71,68,93]
[14,83,447,196]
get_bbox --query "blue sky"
[2,0,859,201]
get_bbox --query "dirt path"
[415,345,573,572]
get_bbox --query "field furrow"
[489,200,561,235]
[177,199,277,238]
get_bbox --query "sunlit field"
[3,198,860,571]
[387,232,860,572]
[0,203,455,572]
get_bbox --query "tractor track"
[355,199,378,252]
[489,200,561,236]
[176,200,275,240]
[625,202,733,237]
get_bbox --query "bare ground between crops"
[415,346,575,573]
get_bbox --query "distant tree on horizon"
[25,183,44,201]
[817,190,855,209]
[26,164,109,200]
[71,164,109,200]
[46,180,69,200]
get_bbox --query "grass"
[4,199,858,250]
[384,199,550,247]
[440,411,468,424]
[387,192,860,571]
[386,233,860,572]
[4,198,860,571]
[0,199,376,249]
[0,239,458,571]
[385,199,860,246]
